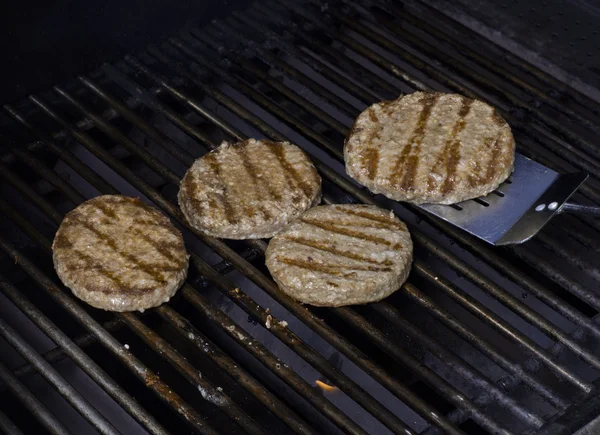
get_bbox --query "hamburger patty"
[345,92,515,204]
[178,139,322,239]
[52,195,189,312]
[265,204,413,307]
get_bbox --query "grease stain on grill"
[197,385,228,406]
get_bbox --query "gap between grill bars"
[1,0,600,434]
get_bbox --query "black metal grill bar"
[334,307,539,432]
[3,105,120,196]
[141,48,344,162]
[0,177,292,435]
[0,196,345,435]
[0,237,217,435]
[7,102,396,435]
[5,99,413,434]
[75,57,504,435]
[234,7,396,101]
[174,21,600,369]
[370,298,557,416]
[342,4,600,165]
[1,3,599,433]
[535,233,600,297]
[110,55,531,434]
[0,362,70,435]
[7,33,596,435]
[11,318,123,380]
[11,147,86,205]
[53,87,181,186]
[415,234,599,375]
[0,160,64,224]
[0,409,25,435]
[368,300,563,429]
[177,276,387,435]
[171,35,350,136]
[115,39,600,428]
[118,313,268,435]
[211,4,600,333]
[77,77,196,167]
[251,1,600,204]
[382,1,600,129]
[0,277,168,435]
[113,52,600,434]
[509,246,600,313]
[410,267,578,407]
[240,0,600,219]
[0,317,120,435]
[154,306,318,435]
[318,3,600,173]
[188,253,418,434]
[330,4,600,205]
[28,84,425,435]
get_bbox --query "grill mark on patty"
[94,199,119,220]
[69,200,185,285]
[467,134,500,187]
[182,167,221,220]
[234,145,274,219]
[362,147,380,180]
[281,235,394,265]
[300,218,402,249]
[239,144,283,202]
[69,248,157,294]
[204,152,239,223]
[368,108,379,123]
[491,109,506,128]
[277,257,392,275]
[129,227,186,268]
[483,135,503,183]
[392,94,439,190]
[53,233,73,249]
[71,218,173,284]
[264,141,314,198]
[428,97,474,194]
[335,208,404,230]
[311,218,400,231]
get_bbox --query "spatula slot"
[473,198,490,207]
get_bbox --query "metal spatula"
[419,153,595,245]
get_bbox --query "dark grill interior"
[1,1,600,434]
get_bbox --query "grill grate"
[1,0,600,434]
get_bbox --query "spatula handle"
[559,203,600,217]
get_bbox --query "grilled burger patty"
[178,139,322,239]
[265,204,413,307]
[53,195,189,312]
[345,92,515,204]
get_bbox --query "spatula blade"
[419,154,588,245]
